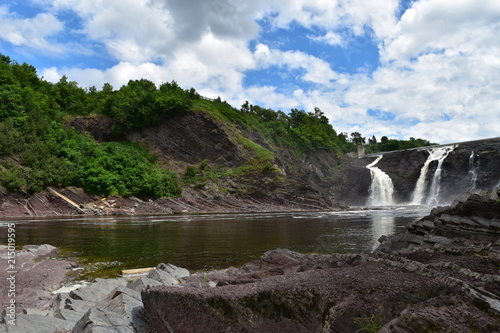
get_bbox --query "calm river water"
[0,207,429,279]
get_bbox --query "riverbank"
[1,188,499,332]
[0,186,342,219]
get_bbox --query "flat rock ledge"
[2,188,500,332]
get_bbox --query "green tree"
[350,132,365,145]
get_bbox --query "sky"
[1,0,499,144]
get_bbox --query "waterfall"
[411,146,455,205]
[366,155,394,206]
[468,151,479,191]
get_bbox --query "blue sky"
[1,0,499,144]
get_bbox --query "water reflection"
[370,211,395,251]
[0,208,428,279]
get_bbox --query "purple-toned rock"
[142,249,491,333]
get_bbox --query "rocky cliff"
[341,137,500,206]
[0,111,347,218]
[73,111,346,211]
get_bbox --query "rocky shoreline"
[1,188,500,332]
[0,186,341,219]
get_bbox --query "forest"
[0,54,436,198]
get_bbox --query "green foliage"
[183,166,197,182]
[0,84,27,125]
[64,139,181,197]
[365,136,437,153]
[0,118,20,155]
[354,315,383,333]
[104,79,193,132]
[0,162,25,192]
[0,53,182,198]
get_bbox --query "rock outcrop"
[0,111,347,218]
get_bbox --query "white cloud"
[13,0,500,144]
[0,6,64,52]
[338,0,500,143]
[309,32,343,46]
[254,43,339,86]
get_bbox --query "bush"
[0,164,25,192]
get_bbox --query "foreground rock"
[142,189,500,332]
[0,255,191,333]
[142,250,499,333]
[0,245,78,314]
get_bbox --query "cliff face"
[341,138,500,206]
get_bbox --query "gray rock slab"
[490,219,500,231]
[471,216,491,228]
[2,314,73,333]
[128,277,163,293]
[156,263,190,279]
[71,306,135,333]
[22,244,58,257]
[70,278,127,302]
[459,216,481,228]
[71,286,149,333]
[147,268,182,286]
[421,220,435,230]
[423,235,453,246]
[22,308,48,316]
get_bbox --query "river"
[0,207,429,280]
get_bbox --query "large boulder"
[141,249,499,333]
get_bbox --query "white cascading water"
[366,155,394,206]
[468,151,479,191]
[411,146,455,205]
